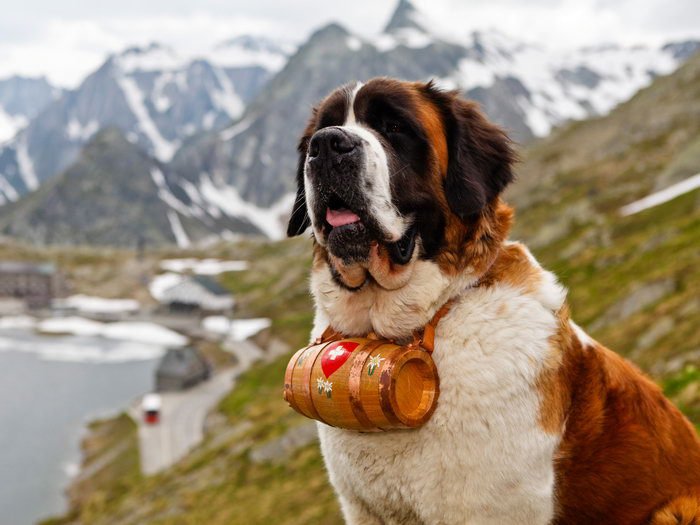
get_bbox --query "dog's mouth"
[325,193,362,229]
[322,192,372,264]
[322,192,416,266]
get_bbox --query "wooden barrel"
[284,337,439,431]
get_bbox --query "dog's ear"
[286,111,318,237]
[443,96,515,221]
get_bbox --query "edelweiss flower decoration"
[317,377,333,398]
[367,354,385,376]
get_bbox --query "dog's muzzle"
[306,127,416,265]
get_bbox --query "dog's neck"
[310,201,513,342]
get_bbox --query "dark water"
[0,332,160,525]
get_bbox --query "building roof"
[190,275,230,296]
[0,261,56,275]
[142,393,162,410]
[158,275,234,310]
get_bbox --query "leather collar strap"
[416,301,453,353]
[315,300,454,354]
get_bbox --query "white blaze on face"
[341,81,406,242]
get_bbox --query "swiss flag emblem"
[321,341,359,378]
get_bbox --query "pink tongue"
[326,208,361,227]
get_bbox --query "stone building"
[0,261,61,309]
[155,347,211,391]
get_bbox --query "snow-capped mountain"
[0,127,273,246]
[0,39,289,204]
[167,0,699,225]
[435,32,689,137]
[0,76,60,143]
[0,0,698,246]
[209,35,294,74]
[362,0,697,138]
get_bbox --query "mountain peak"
[306,23,351,44]
[85,126,132,150]
[114,43,184,73]
[118,42,172,57]
[384,0,424,33]
[208,34,292,72]
[215,35,290,55]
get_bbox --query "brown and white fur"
[287,78,700,524]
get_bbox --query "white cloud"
[0,19,121,86]
[0,0,697,88]
[416,0,699,48]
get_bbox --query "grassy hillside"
[508,52,700,378]
[48,54,700,523]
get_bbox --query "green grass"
[664,365,700,430]
[215,236,314,349]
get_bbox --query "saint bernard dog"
[286,77,700,524]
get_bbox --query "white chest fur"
[316,280,565,525]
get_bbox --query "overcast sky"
[0,0,698,87]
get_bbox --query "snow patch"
[517,95,552,137]
[151,73,173,113]
[202,316,271,341]
[0,174,20,202]
[53,294,140,315]
[346,36,363,51]
[39,316,103,336]
[150,168,198,217]
[208,41,288,72]
[15,135,39,190]
[66,118,99,141]
[116,45,186,73]
[230,318,271,341]
[0,105,27,142]
[437,30,683,136]
[198,174,294,239]
[219,115,255,141]
[370,28,433,52]
[101,321,187,346]
[167,210,191,248]
[620,173,700,216]
[210,66,245,120]
[37,316,187,346]
[0,315,37,330]
[159,258,248,275]
[114,72,178,161]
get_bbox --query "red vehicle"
[142,393,162,424]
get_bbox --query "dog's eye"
[384,120,403,134]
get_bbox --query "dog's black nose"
[308,127,356,161]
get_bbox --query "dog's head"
[288,78,515,293]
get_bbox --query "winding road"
[131,368,236,475]
[130,337,280,476]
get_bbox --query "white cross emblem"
[328,347,346,360]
